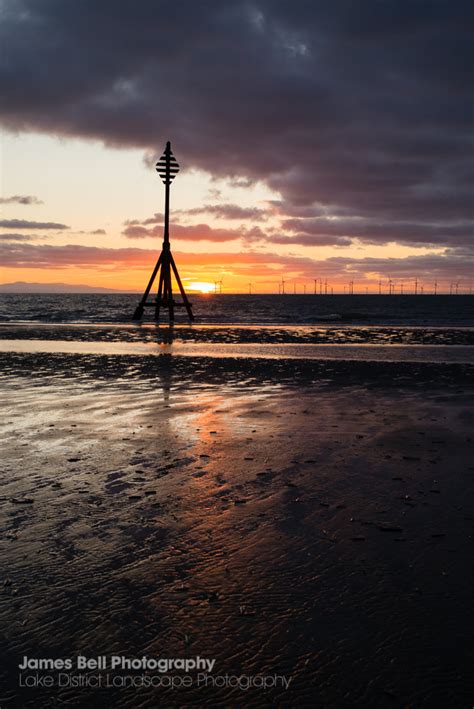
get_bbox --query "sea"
[0,293,473,327]
[0,294,473,362]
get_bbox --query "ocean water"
[0,293,473,326]
[0,294,473,355]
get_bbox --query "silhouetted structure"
[133,142,193,322]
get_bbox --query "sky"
[0,0,472,293]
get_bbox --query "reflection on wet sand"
[1,351,474,706]
[0,337,473,363]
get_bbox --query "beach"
[1,316,474,707]
[1,0,472,703]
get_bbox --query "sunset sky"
[0,1,472,293]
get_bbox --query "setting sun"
[187,281,216,294]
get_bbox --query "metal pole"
[164,164,170,245]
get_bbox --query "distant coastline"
[0,282,139,294]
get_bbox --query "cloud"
[123,222,265,242]
[0,219,69,229]
[124,213,164,226]
[326,251,474,282]
[0,233,40,242]
[0,0,472,260]
[70,228,107,235]
[281,217,473,247]
[123,217,351,246]
[178,204,269,220]
[267,233,352,247]
[0,241,315,274]
[125,204,267,224]
[0,242,156,269]
[0,195,43,205]
[1,241,471,285]
[126,213,463,249]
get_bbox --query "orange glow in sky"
[0,135,463,295]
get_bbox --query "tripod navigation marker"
[133,141,194,322]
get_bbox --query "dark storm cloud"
[0,0,472,251]
[0,219,69,229]
[0,195,43,205]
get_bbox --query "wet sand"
[1,349,474,707]
[1,338,473,363]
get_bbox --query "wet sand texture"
[1,352,473,707]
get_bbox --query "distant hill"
[0,281,138,294]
